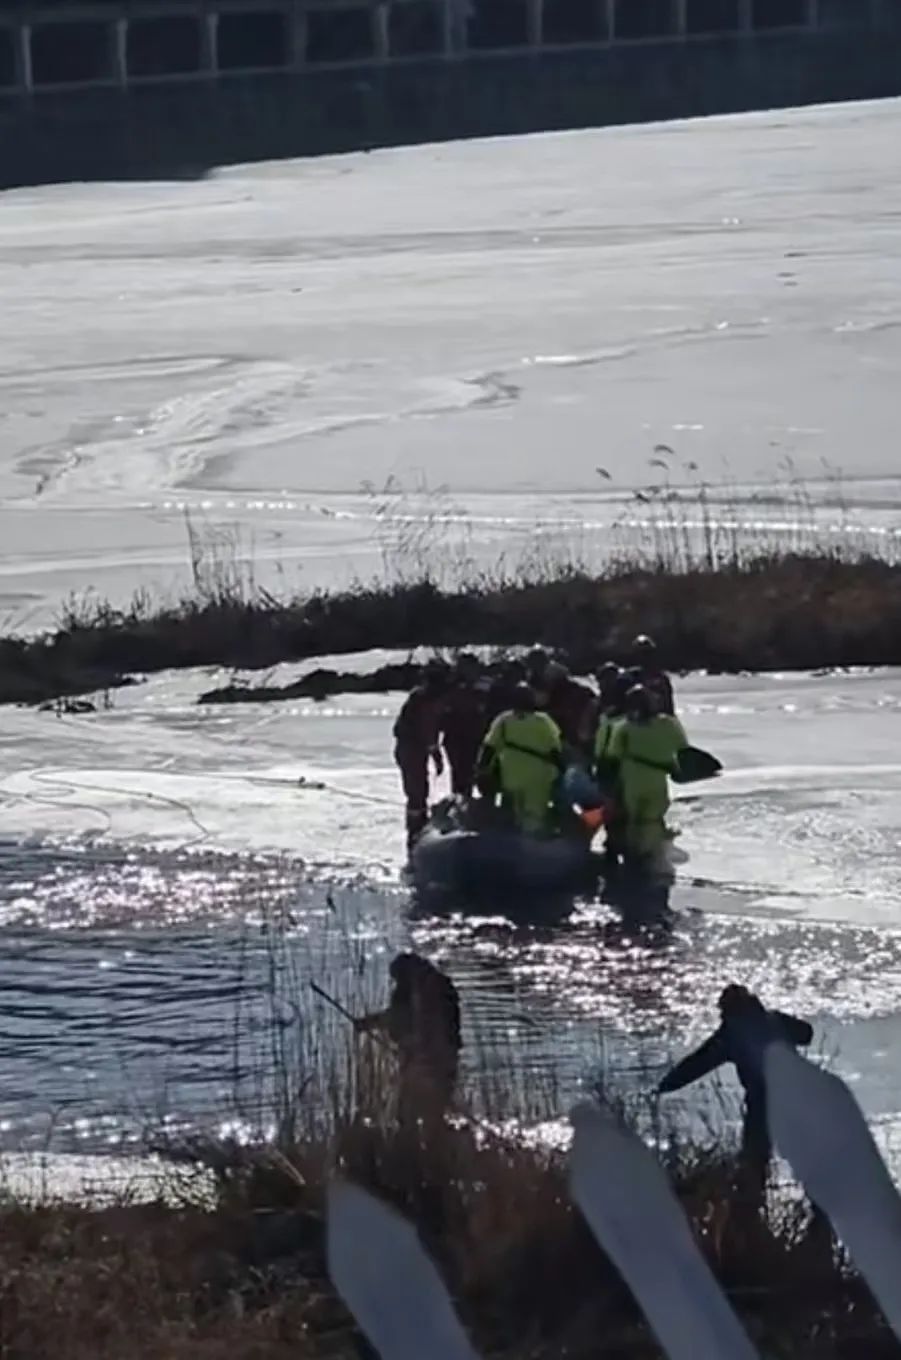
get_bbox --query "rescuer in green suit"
[478,684,563,835]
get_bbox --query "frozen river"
[0,98,900,1175]
[1,98,901,620]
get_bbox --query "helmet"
[719,984,765,1021]
[423,657,449,683]
[624,684,652,720]
[390,951,433,981]
[526,646,550,672]
[455,651,481,680]
[512,682,537,713]
[545,660,569,684]
[502,657,527,683]
[633,634,657,654]
[597,663,623,710]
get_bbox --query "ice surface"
[3,665,900,923]
[2,99,901,621]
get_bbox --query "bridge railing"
[0,0,881,98]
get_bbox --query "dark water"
[1,838,901,1155]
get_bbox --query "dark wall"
[2,25,901,191]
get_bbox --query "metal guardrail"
[328,1039,901,1360]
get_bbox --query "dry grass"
[1,1056,899,1360]
[5,551,901,708]
[5,468,901,705]
[196,552,901,706]
[0,1199,344,1359]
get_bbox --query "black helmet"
[596,661,620,691]
[719,984,766,1022]
[624,683,653,720]
[512,682,537,713]
[423,657,450,686]
[390,951,431,981]
[633,633,657,654]
[597,663,623,709]
[526,645,550,671]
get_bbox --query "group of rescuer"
[392,636,687,866]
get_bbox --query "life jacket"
[615,715,686,774]
[490,712,564,771]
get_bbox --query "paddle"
[309,981,391,1050]
[309,980,358,1025]
[672,746,722,785]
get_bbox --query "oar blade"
[672,746,723,785]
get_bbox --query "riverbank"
[6,552,901,708]
[3,1086,897,1360]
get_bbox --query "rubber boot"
[405,806,428,851]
